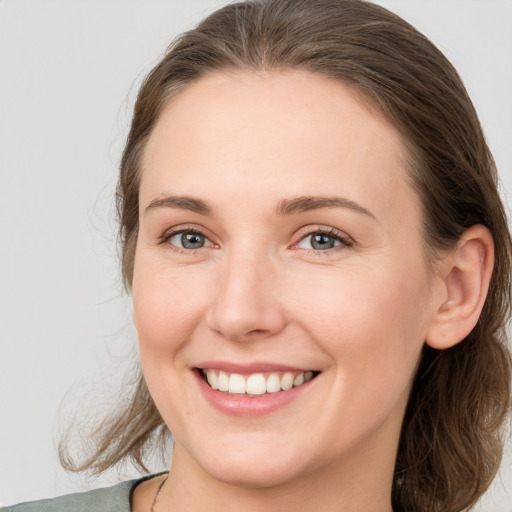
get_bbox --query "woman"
[3,0,510,511]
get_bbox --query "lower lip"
[193,370,317,417]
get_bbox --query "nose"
[206,249,287,342]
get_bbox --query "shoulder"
[1,476,156,512]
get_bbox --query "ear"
[425,225,494,350]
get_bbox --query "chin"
[204,457,303,489]
[188,439,309,489]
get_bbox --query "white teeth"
[246,373,267,395]
[228,373,246,394]
[206,369,218,389]
[281,372,294,391]
[218,371,229,391]
[203,369,317,396]
[293,373,304,387]
[266,372,281,393]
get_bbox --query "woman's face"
[133,70,443,488]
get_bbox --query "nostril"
[247,329,266,336]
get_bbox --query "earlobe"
[425,225,494,350]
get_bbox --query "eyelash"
[158,227,212,253]
[158,226,354,253]
[293,227,354,252]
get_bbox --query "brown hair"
[61,1,512,510]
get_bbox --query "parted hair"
[60,1,512,511]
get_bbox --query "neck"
[156,439,396,512]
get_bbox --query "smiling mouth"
[197,368,320,396]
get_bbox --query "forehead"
[140,70,419,226]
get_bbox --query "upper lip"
[194,361,317,374]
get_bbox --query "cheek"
[303,262,430,431]
[132,259,211,356]
[291,259,431,377]
[131,261,213,427]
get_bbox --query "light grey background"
[1,0,511,509]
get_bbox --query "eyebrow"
[143,194,376,220]
[144,195,212,216]
[276,196,376,219]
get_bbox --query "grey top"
[1,474,161,512]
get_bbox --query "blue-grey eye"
[310,233,338,250]
[168,231,209,249]
[296,231,347,251]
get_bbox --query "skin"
[130,70,491,512]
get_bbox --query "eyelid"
[291,225,354,250]
[157,223,353,252]
[159,224,217,249]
